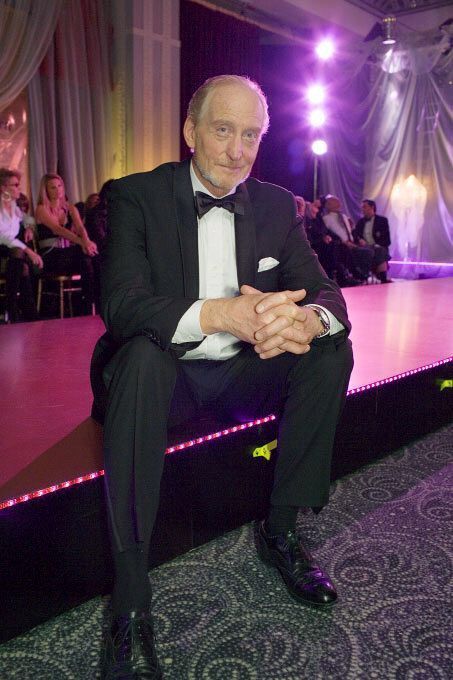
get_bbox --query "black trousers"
[102,334,353,553]
[5,249,38,322]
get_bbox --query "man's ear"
[183,116,196,151]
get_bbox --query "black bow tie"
[194,190,245,219]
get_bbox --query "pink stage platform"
[1,277,452,643]
[1,277,452,507]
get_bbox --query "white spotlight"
[306,85,326,105]
[309,109,326,127]
[312,139,328,156]
[315,39,334,61]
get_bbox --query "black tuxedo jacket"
[91,159,351,406]
[354,214,391,247]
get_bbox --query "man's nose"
[226,135,243,160]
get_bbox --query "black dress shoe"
[102,610,163,679]
[254,520,337,607]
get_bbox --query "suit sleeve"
[278,205,351,334]
[379,217,391,247]
[100,179,197,346]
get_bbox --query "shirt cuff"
[305,304,344,335]
[172,299,205,344]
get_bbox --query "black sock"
[377,271,387,283]
[266,505,299,535]
[111,546,152,618]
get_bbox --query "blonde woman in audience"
[35,173,98,314]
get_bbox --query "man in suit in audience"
[354,199,391,283]
[304,198,337,280]
[91,75,353,679]
[322,195,373,284]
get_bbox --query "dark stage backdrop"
[180,1,262,167]
[179,1,316,198]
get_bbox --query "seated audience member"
[35,173,98,315]
[322,195,373,284]
[0,168,43,322]
[17,193,36,234]
[85,192,100,214]
[305,199,337,280]
[294,196,336,280]
[85,180,114,310]
[295,195,306,218]
[84,180,114,253]
[354,200,391,283]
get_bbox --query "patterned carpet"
[1,424,452,679]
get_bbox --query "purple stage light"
[315,39,334,60]
[307,84,326,105]
[312,139,328,155]
[309,109,326,127]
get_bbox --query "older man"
[322,195,373,284]
[92,75,353,679]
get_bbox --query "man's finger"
[255,315,294,341]
[241,284,262,295]
[255,289,306,314]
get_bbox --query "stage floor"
[1,277,452,504]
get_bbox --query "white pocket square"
[257,257,279,272]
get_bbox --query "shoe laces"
[110,615,160,674]
[283,531,325,584]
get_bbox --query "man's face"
[362,202,375,219]
[183,83,265,197]
[326,197,341,213]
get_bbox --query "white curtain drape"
[28,0,116,205]
[0,0,62,110]
[322,25,453,272]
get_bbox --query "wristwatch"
[306,304,331,338]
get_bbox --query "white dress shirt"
[323,212,353,242]
[363,216,375,244]
[172,163,343,360]
[0,202,26,250]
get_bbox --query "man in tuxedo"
[92,75,353,679]
[354,199,391,283]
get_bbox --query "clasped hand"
[201,285,323,360]
[241,285,322,359]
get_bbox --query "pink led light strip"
[0,415,276,511]
[346,357,451,395]
[1,356,451,512]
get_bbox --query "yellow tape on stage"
[251,439,277,461]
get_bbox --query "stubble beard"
[193,154,250,195]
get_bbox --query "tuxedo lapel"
[173,160,199,298]
[234,182,257,288]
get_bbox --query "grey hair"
[187,74,270,135]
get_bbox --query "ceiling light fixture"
[382,16,396,45]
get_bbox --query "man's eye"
[244,131,258,142]
[217,127,229,135]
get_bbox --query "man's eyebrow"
[209,119,233,127]
[209,119,262,132]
